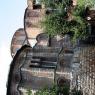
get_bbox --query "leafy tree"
[41,0,95,42]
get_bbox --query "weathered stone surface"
[71,46,95,94]
[25,8,44,28]
[7,45,31,95]
[24,7,45,47]
[50,35,64,47]
[86,9,95,22]
[11,28,28,58]
[35,33,49,46]
[50,35,72,49]
[17,46,61,93]
[27,0,33,8]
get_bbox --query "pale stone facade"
[25,0,45,47]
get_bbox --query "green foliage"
[26,85,83,95]
[41,0,91,42]
[42,12,67,36]
[71,5,88,41]
[77,0,95,8]
[41,0,71,36]
[35,84,70,95]
[35,85,57,95]
[26,89,32,95]
[41,0,71,9]
[59,84,70,95]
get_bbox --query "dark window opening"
[33,0,42,9]
[91,25,95,35]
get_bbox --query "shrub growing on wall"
[41,0,95,42]
[35,84,70,95]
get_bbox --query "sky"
[0,0,27,94]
